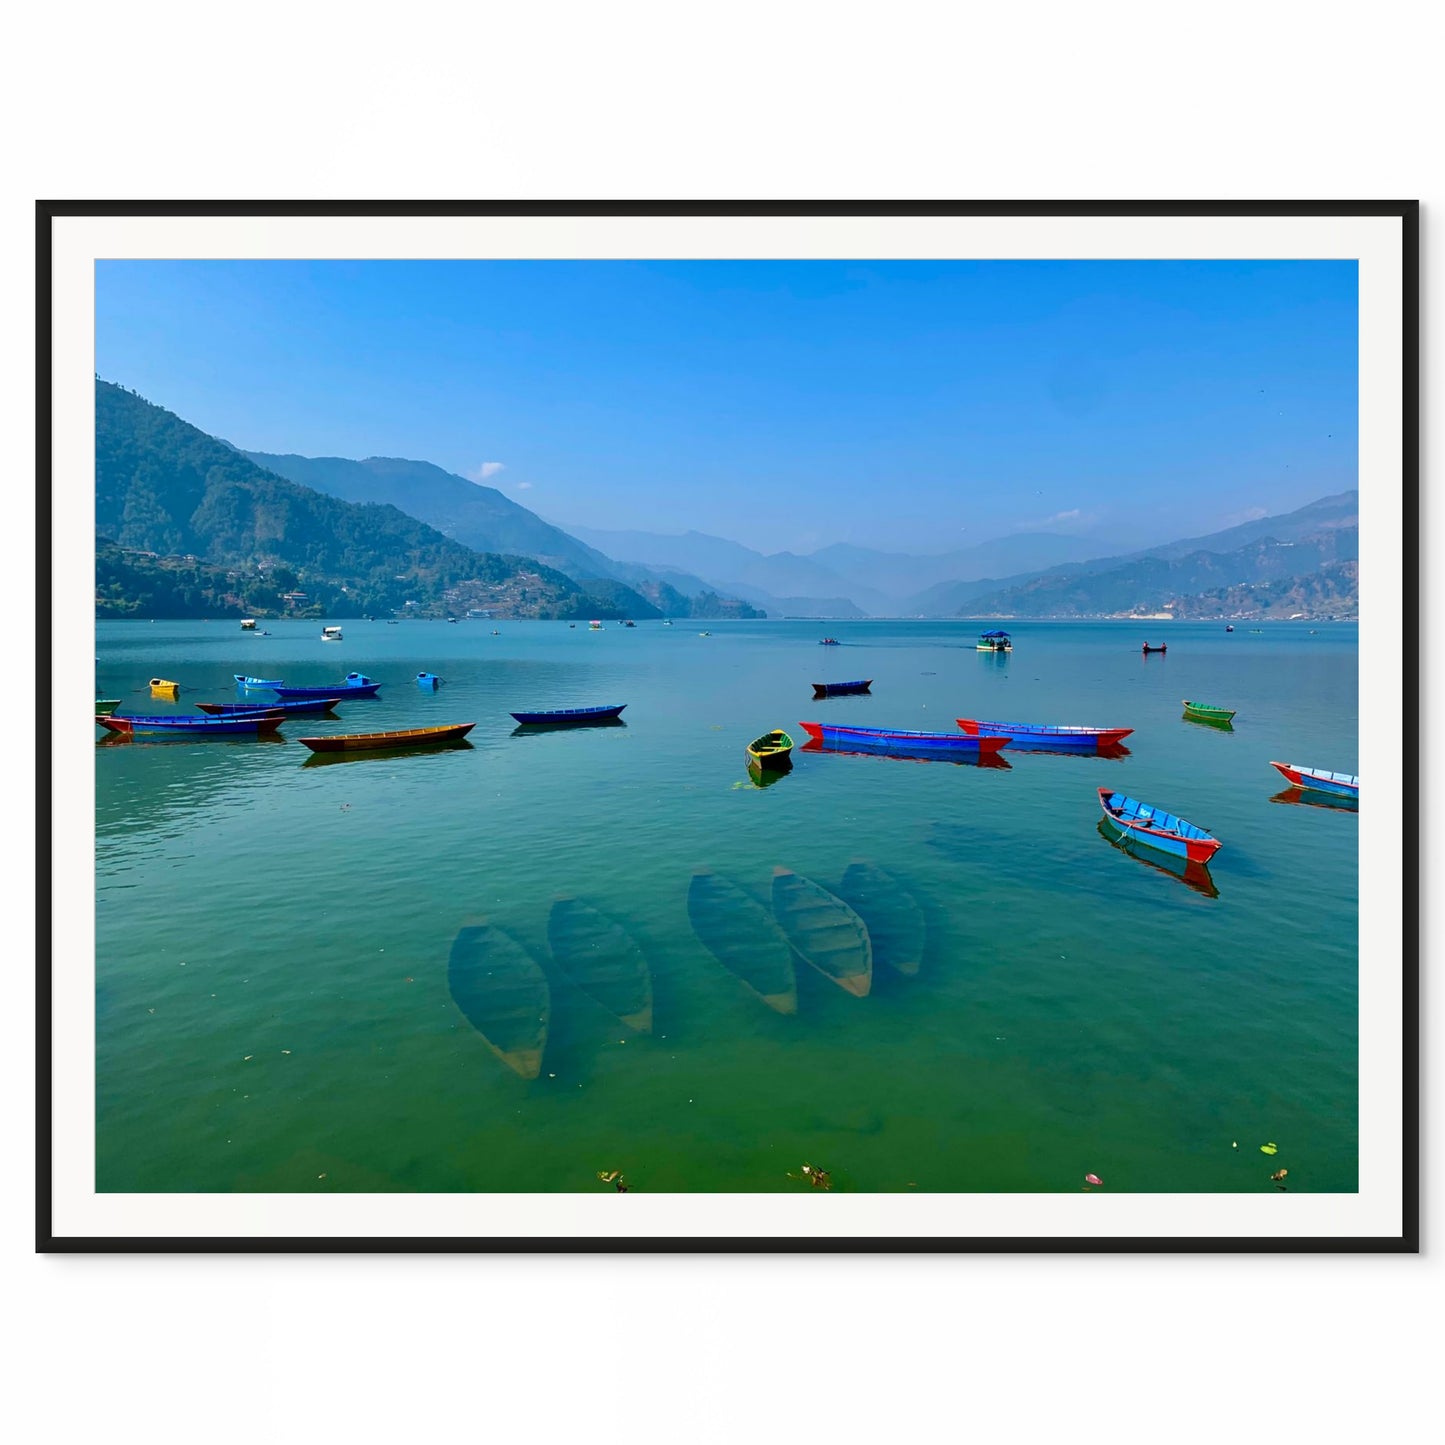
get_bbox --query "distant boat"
[197,697,340,717]
[240,618,257,631]
[662,620,673,626]
[296,723,474,753]
[417,672,442,688]
[509,704,626,726]
[1225,625,1235,632]
[1269,761,1358,799]
[321,625,343,641]
[771,867,872,997]
[956,717,1133,752]
[622,620,636,628]
[234,674,282,689]
[746,728,794,771]
[976,630,1011,652]
[547,897,653,1033]
[818,637,840,645]
[96,712,283,737]
[588,620,603,630]
[698,631,711,637]
[447,922,550,1079]
[1141,642,1167,654]
[837,861,925,977]
[812,679,871,697]
[1098,788,1221,864]
[94,699,121,716]
[687,870,797,1014]
[799,721,1010,757]
[272,673,380,700]
[1248,628,1264,634]
[1182,699,1236,724]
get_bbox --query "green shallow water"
[94,618,1358,1193]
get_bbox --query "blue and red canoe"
[271,673,381,700]
[96,712,284,736]
[799,721,1011,757]
[1098,788,1221,864]
[957,717,1133,752]
[1269,761,1358,799]
[197,697,341,717]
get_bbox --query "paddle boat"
[197,697,340,717]
[799,721,1011,757]
[746,728,794,771]
[1097,788,1221,864]
[296,722,474,753]
[509,704,626,726]
[1269,761,1358,800]
[97,711,284,737]
[812,679,872,698]
[94,699,121,716]
[272,673,381,700]
[976,630,1011,652]
[956,717,1133,752]
[1182,699,1236,724]
[234,674,283,689]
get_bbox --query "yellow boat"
[148,676,179,699]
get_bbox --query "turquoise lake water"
[94,618,1358,1194]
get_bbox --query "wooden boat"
[149,677,180,698]
[1182,699,1236,723]
[197,697,340,716]
[1141,642,1167,654]
[956,717,1133,752]
[976,630,1011,652]
[1269,761,1358,799]
[234,675,282,688]
[509,704,626,725]
[447,922,550,1079]
[1098,788,1221,864]
[547,898,653,1033]
[1095,820,1220,898]
[94,699,121,716]
[771,867,872,997]
[746,729,794,770]
[96,711,284,736]
[296,722,474,753]
[799,721,1010,757]
[812,679,872,697]
[687,870,797,1014]
[272,673,381,700]
[837,861,925,977]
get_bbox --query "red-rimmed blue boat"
[1098,788,1221,864]
[799,721,1011,758]
[956,717,1133,752]
[813,679,872,698]
[271,673,381,700]
[197,697,341,717]
[510,704,626,725]
[1269,761,1358,799]
[96,711,284,736]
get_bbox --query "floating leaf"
[1260,1143,1278,1156]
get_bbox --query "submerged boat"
[1269,761,1358,799]
[234,674,283,689]
[94,699,121,716]
[976,630,1011,652]
[687,870,797,1014]
[837,861,925,977]
[812,679,872,698]
[1098,788,1221,864]
[798,721,1011,757]
[96,712,283,736]
[746,728,794,770]
[509,704,626,725]
[295,722,474,753]
[955,717,1133,752]
[547,897,653,1033]
[771,867,872,998]
[272,673,381,700]
[447,922,550,1079]
[1182,699,1236,723]
[197,697,340,717]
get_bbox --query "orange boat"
[296,723,475,753]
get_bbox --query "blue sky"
[95,259,1358,555]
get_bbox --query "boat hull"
[197,697,341,716]
[687,870,797,1014]
[746,730,795,770]
[812,680,872,697]
[447,922,550,1079]
[94,699,121,715]
[956,717,1133,751]
[1098,788,1221,864]
[837,861,925,977]
[509,704,626,725]
[296,723,475,752]
[96,712,283,736]
[1182,700,1236,723]
[547,898,653,1033]
[1269,761,1358,798]
[799,721,1010,756]
[272,683,381,700]
[771,867,872,997]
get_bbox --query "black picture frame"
[39,199,1418,1253]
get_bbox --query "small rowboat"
[771,867,872,998]
[94,699,121,716]
[447,922,550,1079]
[149,678,180,699]
[798,721,1010,757]
[746,729,794,770]
[837,861,926,977]
[417,672,442,688]
[1269,761,1358,799]
[272,673,381,700]
[296,723,475,753]
[956,717,1133,752]
[1142,642,1167,654]
[1182,699,1236,723]
[234,675,282,688]
[509,704,626,725]
[547,897,653,1033]
[1098,788,1221,864]
[687,870,797,1014]
[96,712,284,736]
[812,680,872,697]
[197,697,341,716]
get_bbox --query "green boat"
[771,867,872,998]
[547,897,653,1033]
[837,860,926,977]
[94,699,122,716]
[1182,699,1237,724]
[687,869,797,1014]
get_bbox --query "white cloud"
[467,461,505,483]
[1043,508,1082,526]
[516,481,533,490]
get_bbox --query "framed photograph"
[40,201,1416,1251]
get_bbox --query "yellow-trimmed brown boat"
[297,722,475,753]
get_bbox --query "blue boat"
[510,704,627,725]
[1098,789,1221,864]
[799,721,1011,758]
[1269,761,1358,799]
[417,672,442,688]
[97,712,284,737]
[271,673,381,700]
[956,717,1134,752]
[196,697,341,717]
[812,679,872,698]
[235,674,283,688]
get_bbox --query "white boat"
[321,625,344,641]
[240,618,257,631]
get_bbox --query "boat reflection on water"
[746,756,792,787]
[799,739,1011,769]
[1181,712,1235,733]
[301,740,475,766]
[1095,820,1220,898]
[997,740,1132,761]
[96,731,287,747]
[1269,786,1358,814]
[510,718,628,738]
